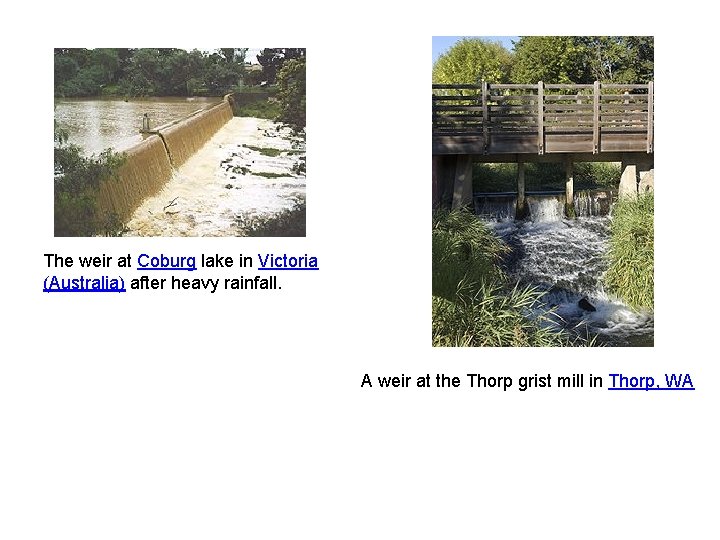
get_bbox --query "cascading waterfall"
[97,135,173,223]
[96,98,234,223]
[160,101,234,167]
[478,190,653,346]
[474,190,616,222]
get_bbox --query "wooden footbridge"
[431,81,654,213]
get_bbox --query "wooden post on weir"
[565,157,575,218]
[516,162,528,220]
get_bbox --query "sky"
[432,36,519,64]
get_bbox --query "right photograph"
[432,36,654,347]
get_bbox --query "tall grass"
[432,209,507,300]
[432,209,589,346]
[604,192,654,310]
[433,280,577,346]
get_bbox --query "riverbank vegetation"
[54,123,125,236]
[604,192,654,310]
[473,162,620,192]
[54,48,306,99]
[432,209,589,346]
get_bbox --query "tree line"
[433,36,654,85]
[54,48,306,98]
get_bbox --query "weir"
[97,95,235,223]
[432,82,654,211]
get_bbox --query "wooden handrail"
[432,81,654,154]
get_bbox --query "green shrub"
[431,209,590,346]
[54,123,126,236]
[604,192,654,310]
[432,209,507,300]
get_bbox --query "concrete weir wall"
[160,100,233,167]
[97,135,173,223]
[97,96,234,223]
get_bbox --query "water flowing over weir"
[96,98,234,223]
[481,193,653,346]
[97,135,172,223]
[123,117,306,237]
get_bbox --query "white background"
[1,3,719,539]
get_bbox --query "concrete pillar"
[638,169,654,193]
[619,156,638,198]
[565,158,576,218]
[452,154,474,211]
[515,162,528,220]
[638,159,654,194]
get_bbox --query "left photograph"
[54,48,306,237]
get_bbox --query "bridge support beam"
[452,154,473,211]
[565,158,576,218]
[619,156,638,198]
[516,162,528,220]
[432,156,440,208]
[433,155,457,209]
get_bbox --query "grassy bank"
[604,192,654,310]
[432,209,587,346]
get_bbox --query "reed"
[432,209,589,346]
[604,192,654,310]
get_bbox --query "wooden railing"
[432,82,653,154]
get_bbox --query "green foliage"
[577,36,654,83]
[233,98,281,119]
[473,162,620,192]
[511,36,654,84]
[55,48,249,97]
[431,209,594,346]
[432,38,513,84]
[604,192,654,310]
[237,196,306,236]
[511,36,589,84]
[432,209,508,299]
[256,48,305,85]
[54,122,126,236]
[432,283,577,347]
[276,58,306,131]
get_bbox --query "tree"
[54,122,126,236]
[276,57,306,131]
[432,39,513,84]
[511,36,654,84]
[511,36,589,84]
[256,48,285,84]
[256,48,306,85]
[578,36,653,83]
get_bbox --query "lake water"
[54,97,221,156]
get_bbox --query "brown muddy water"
[54,96,221,156]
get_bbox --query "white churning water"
[123,117,305,237]
[486,196,653,346]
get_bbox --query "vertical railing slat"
[593,80,600,153]
[647,81,654,153]
[482,81,489,153]
[537,81,544,154]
